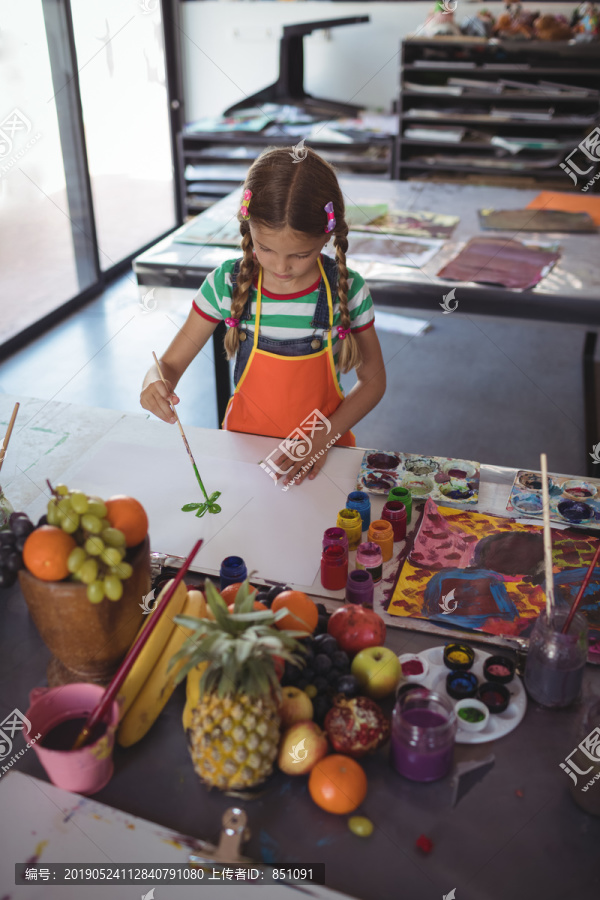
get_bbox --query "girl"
[141,147,386,486]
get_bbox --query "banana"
[117,589,205,747]
[116,579,189,721]
[183,661,209,732]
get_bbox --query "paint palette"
[358,451,480,505]
[507,470,600,530]
[397,645,527,745]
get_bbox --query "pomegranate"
[327,605,386,657]
[324,696,390,758]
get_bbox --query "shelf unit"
[397,38,600,189]
[177,131,394,217]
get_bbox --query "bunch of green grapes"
[47,484,132,605]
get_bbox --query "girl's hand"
[274,432,337,488]
[140,379,180,424]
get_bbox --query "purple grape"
[314,634,338,656]
[2,551,21,574]
[267,584,287,603]
[303,667,315,683]
[255,591,271,607]
[313,695,332,724]
[336,674,360,698]
[316,615,329,635]
[0,532,15,548]
[0,567,17,589]
[314,653,332,675]
[332,650,350,671]
[316,603,328,616]
[36,515,48,528]
[10,515,33,539]
[313,676,329,693]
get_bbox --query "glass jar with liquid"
[524,609,588,709]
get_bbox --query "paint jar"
[24,684,119,795]
[391,689,456,783]
[381,501,407,542]
[356,541,383,585]
[346,491,371,532]
[220,556,247,590]
[0,485,13,531]
[524,609,588,709]
[322,527,349,554]
[367,520,394,563]
[478,682,509,714]
[336,509,362,551]
[321,545,348,592]
[566,696,600,816]
[388,486,412,524]
[443,643,475,672]
[345,569,374,608]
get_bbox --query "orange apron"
[222,258,355,447]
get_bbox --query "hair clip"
[337,325,351,340]
[225,317,240,328]
[324,201,336,234]
[240,189,252,220]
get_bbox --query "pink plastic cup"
[25,683,119,795]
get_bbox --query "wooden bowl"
[19,536,151,686]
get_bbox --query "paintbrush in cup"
[0,402,19,474]
[152,352,220,517]
[540,453,555,619]
[71,538,203,750]
[561,541,600,635]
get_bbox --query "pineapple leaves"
[204,578,231,629]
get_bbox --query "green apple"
[279,686,313,729]
[351,646,402,699]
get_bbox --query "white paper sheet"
[60,441,355,588]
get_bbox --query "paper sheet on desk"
[0,772,357,900]
[58,441,353,587]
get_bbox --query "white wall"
[181,1,578,121]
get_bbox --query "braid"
[223,226,256,360]
[333,232,361,374]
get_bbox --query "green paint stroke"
[181,463,221,517]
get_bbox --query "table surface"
[1,395,600,900]
[133,177,600,326]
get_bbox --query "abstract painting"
[389,499,600,645]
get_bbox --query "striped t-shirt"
[192,256,374,360]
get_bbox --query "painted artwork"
[358,451,480,505]
[436,237,560,291]
[347,233,444,269]
[389,499,600,648]
[351,209,459,239]
[507,470,600,531]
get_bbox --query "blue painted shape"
[423,568,517,628]
[554,567,600,613]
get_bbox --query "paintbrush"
[0,402,19,474]
[561,541,600,635]
[152,352,220,516]
[540,453,555,619]
[71,539,203,750]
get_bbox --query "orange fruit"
[22,526,77,582]
[228,600,268,613]
[105,495,148,547]
[220,582,257,606]
[308,755,367,815]
[271,590,318,634]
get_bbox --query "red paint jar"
[321,545,348,591]
[382,501,407,542]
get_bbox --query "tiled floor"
[0,269,590,477]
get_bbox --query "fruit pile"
[0,511,36,589]
[281,631,358,726]
[19,484,148,604]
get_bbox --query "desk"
[1,395,600,900]
[133,178,600,474]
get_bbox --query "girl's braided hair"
[223,146,361,374]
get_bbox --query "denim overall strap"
[312,253,338,330]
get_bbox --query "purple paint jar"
[322,527,349,554]
[381,501,407,542]
[391,690,456,783]
[356,541,383,584]
[345,569,374,608]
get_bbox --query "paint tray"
[357,450,480,505]
[507,469,600,531]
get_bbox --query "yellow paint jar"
[336,508,362,551]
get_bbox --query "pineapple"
[173,578,305,791]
